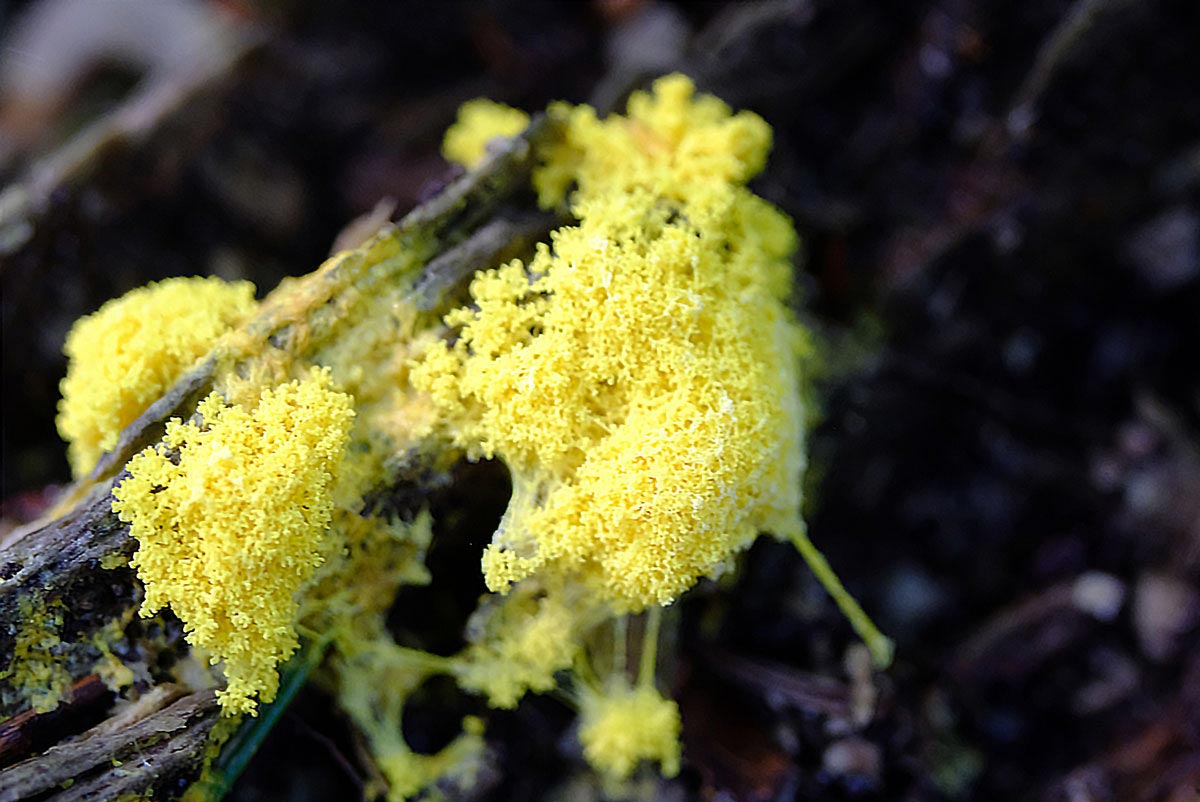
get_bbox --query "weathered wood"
[0,689,219,802]
[0,116,563,797]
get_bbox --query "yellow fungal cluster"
[531,73,774,209]
[453,584,592,708]
[417,73,807,609]
[577,682,682,783]
[111,368,354,715]
[0,597,72,715]
[57,276,256,477]
[32,72,890,799]
[441,98,531,170]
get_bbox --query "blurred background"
[1,1,1198,800]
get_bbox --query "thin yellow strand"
[787,528,894,669]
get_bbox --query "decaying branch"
[0,116,562,799]
[0,689,219,802]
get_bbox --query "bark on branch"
[0,116,562,799]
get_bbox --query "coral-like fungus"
[57,276,256,477]
[111,368,354,715]
[442,98,531,170]
[453,583,594,708]
[25,71,891,801]
[414,74,808,610]
[578,682,682,783]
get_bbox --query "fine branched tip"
[787,527,895,671]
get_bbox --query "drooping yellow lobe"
[577,683,682,783]
[111,367,354,715]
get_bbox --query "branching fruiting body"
[36,74,889,799]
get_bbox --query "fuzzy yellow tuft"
[532,72,773,209]
[442,99,531,170]
[57,277,256,477]
[413,74,807,609]
[578,683,682,783]
[453,584,593,708]
[111,368,354,715]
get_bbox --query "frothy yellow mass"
[578,683,682,782]
[57,276,257,478]
[414,74,808,609]
[453,584,594,708]
[112,368,354,715]
[442,98,531,170]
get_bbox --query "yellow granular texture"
[91,621,136,693]
[578,684,681,782]
[412,74,808,609]
[58,276,257,478]
[532,72,772,209]
[453,585,589,708]
[0,596,72,714]
[111,368,354,716]
[442,99,531,170]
